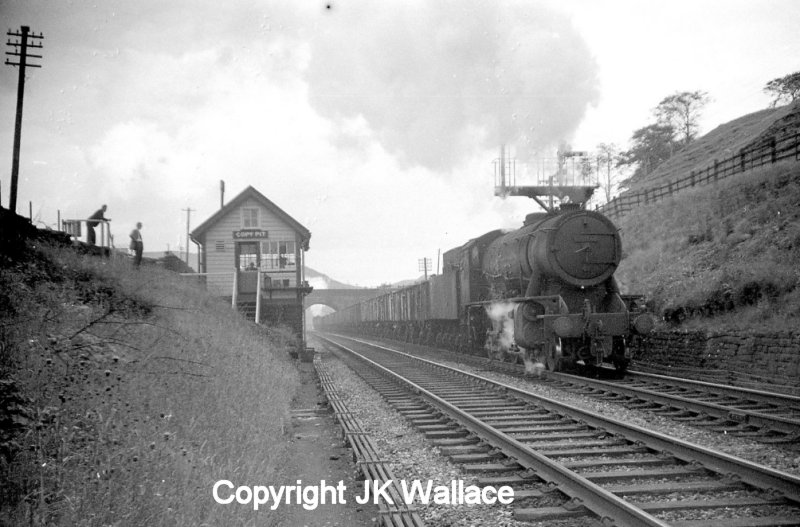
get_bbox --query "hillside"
[0,216,301,526]
[623,101,800,193]
[615,160,800,331]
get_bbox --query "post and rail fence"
[597,131,800,219]
[60,218,113,250]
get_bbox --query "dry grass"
[1,243,299,526]
[615,160,800,331]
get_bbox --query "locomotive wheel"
[544,340,562,372]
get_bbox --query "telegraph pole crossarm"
[5,26,44,213]
[418,257,432,280]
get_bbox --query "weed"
[1,241,299,526]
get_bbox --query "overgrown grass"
[615,160,800,331]
[1,242,299,526]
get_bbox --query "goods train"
[316,183,654,375]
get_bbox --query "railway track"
[565,370,800,443]
[327,332,800,445]
[316,332,800,527]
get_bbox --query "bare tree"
[594,143,622,203]
[764,71,800,107]
[654,90,710,145]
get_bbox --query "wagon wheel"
[544,339,562,372]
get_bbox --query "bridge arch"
[304,288,386,312]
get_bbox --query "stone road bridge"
[305,288,388,311]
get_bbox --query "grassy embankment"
[615,160,800,332]
[1,239,299,526]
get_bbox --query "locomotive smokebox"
[483,209,622,290]
[533,210,621,287]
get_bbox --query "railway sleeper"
[540,445,649,457]
[513,504,589,522]
[632,496,788,513]
[496,421,582,432]
[515,438,627,448]
[416,423,461,433]
[467,407,544,416]
[626,401,661,409]
[562,456,677,470]
[424,429,470,440]
[651,407,696,417]
[486,421,588,430]
[478,412,552,422]
[461,461,524,473]
[449,451,506,464]
[406,416,448,426]
[704,423,759,433]
[606,478,746,495]
[669,516,800,527]
[476,473,539,487]
[429,436,481,448]
[759,432,800,444]
[583,466,708,483]
[510,432,602,443]
[438,443,493,456]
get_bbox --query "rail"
[321,334,669,527]
[315,356,426,527]
[322,332,800,525]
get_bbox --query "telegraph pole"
[182,207,194,264]
[418,257,431,280]
[5,26,43,213]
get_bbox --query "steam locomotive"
[316,183,654,375]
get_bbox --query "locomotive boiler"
[316,183,654,375]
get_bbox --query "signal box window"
[242,208,259,229]
[238,242,259,271]
[260,240,296,269]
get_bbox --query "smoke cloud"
[304,0,599,170]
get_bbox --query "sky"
[1,0,798,287]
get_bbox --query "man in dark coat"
[87,204,110,245]
[129,222,144,267]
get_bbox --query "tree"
[654,90,710,146]
[617,123,678,181]
[594,143,623,203]
[764,71,800,107]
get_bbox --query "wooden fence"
[597,131,800,218]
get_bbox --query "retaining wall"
[633,329,800,383]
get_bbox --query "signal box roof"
[190,185,311,250]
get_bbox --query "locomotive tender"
[317,183,654,375]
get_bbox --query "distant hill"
[305,267,426,290]
[390,276,429,288]
[622,101,800,193]
[304,266,361,289]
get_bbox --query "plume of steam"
[304,0,599,170]
[484,301,516,353]
[485,300,546,377]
